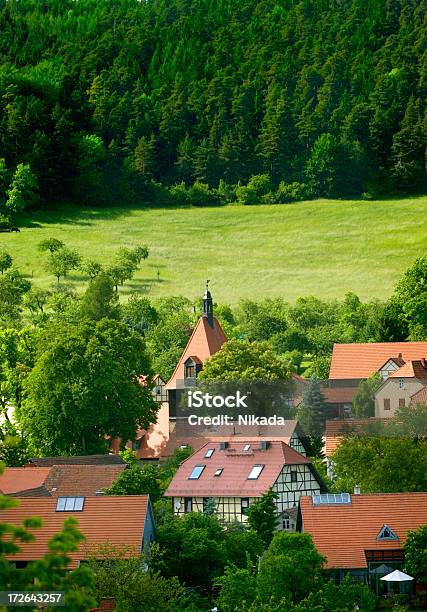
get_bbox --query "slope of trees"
[0,0,425,219]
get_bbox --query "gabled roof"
[28,454,126,467]
[300,493,427,569]
[165,440,310,498]
[329,342,427,380]
[324,419,389,457]
[389,360,427,380]
[0,496,151,567]
[0,465,126,497]
[0,468,51,495]
[166,316,227,390]
[410,386,427,406]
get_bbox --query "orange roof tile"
[324,419,389,457]
[410,386,427,406]
[300,493,427,569]
[0,465,125,497]
[329,343,427,380]
[389,360,427,380]
[321,387,357,404]
[0,496,150,567]
[0,468,51,495]
[165,440,310,498]
[166,316,227,390]
[44,465,126,496]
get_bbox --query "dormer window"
[184,357,202,379]
[377,524,398,541]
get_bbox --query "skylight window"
[214,468,223,477]
[56,497,84,512]
[243,444,251,451]
[248,464,264,480]
[205,448,215,458]
[188,465,205,480]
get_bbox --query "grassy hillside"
[2,197,426,304]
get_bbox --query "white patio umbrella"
[381,570,414,582]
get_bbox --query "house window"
[377,524,398,541]
[398,398,405,408]
[214,468,223,477]
[399,378,405,389]
[185,364,196,378]
[205,448,215,458]
[184,497,193,513]
[188,465,205,479]
[290,470,298,483]
[283,515,291,530]
[241,498,249,514]
[383,398,390,411]
[248,464,264,480]
[56,497,84,512]
[132,439,140,451]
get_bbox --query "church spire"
[203,280,214,328]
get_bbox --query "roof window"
[247,464,264,480]
[56,497,85,512]
[188,465,205,480]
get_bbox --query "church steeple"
[203,280,214,328]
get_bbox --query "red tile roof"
[0,465,125,497]
[44,465,126,496]
[389,360,427,380]
[166,316,227,390]
[0,496,150,567]
[410,386,427,406]
[300,493,427,569]
[329,343,427,380]
[165,440,310,498]
[321,387,357,404]
[0,468,51,495]
[324,419,389,457]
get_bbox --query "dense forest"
[0,0,425,217]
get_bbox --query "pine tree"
[297,375,327,438]
[133,135,156,179]
[247,488,279,547]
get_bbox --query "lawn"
[2,196,426,304]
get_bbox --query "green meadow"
[2,196,426,304]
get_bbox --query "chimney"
[398,353,403,360]
[354,484,361,495]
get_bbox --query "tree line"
[0,0,425,224]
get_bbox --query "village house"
[298,492,427,593]
[325,342,427,418]
[0,495,155,567]
[165,440,326,530]
[375,359,427,418]
[130,284,305,460]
